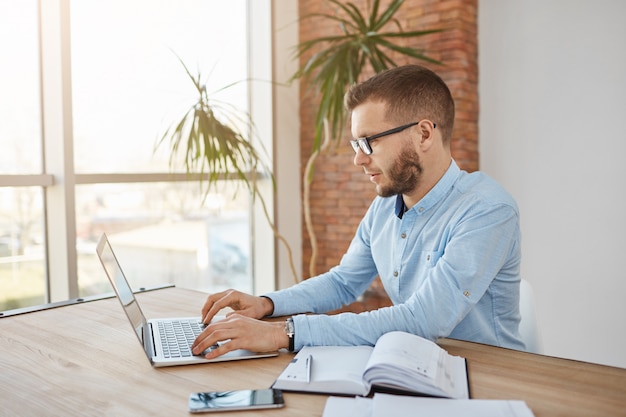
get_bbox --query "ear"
[417,120,437,151]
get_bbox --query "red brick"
[298,0,478,279]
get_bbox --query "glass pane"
[0,0,42,175]
[0,187,46,310]
[70,0,249,173]
[76,181,253,297]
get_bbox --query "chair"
[519,279,542,353]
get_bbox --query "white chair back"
[519,279,541,353]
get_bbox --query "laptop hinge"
[144,322,157,362]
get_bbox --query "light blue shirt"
[265,160,525,351]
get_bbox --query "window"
[0,0,275,311]
[0,0,47,310]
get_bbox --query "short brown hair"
[344,65,455,143]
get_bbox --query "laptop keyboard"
[157,319,205,358]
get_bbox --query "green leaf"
[156,57,274,198]
[293,0,444,152]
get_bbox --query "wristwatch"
[285,317,295,352]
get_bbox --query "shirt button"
[418,207,425,213]
[463,291,471,298]
[401,233,407,239]
[426,255,431,261]
[393,271,399,277]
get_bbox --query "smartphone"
[188,388,284,413]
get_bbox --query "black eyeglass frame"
[350,120,435,155]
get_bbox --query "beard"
[376,146,423,198]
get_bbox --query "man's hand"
[191,314,288,359]
[200,289,274,325]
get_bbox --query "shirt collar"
[394,159,461,219]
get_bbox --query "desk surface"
[1,287,625,417]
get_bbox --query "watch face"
[285,318,295,335]
[285,318,295,351]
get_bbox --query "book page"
[273,345,373,396]
[365,331,440,380]
[308,345,372,383]
[435,350,469,399]
[362,331,468,398]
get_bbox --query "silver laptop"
[96,233,278,367]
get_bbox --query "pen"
[305,354,312,383]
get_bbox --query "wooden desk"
[1,287,625,416]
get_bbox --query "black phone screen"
[188,389,284,413]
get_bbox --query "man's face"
[350,101,423,198]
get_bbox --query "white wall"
[479,0,626,368]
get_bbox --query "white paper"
[372,393,535,417]
[322,394,535,417]
[273,345,373,395]
[362,331,469,399]
[322,396,373,417]
[281,354,312,383]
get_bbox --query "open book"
[272,331,469,399]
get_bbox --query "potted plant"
[156,56,298,283]
[291,0,443,277]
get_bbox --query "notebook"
[96,232,278,367]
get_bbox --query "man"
[192,64,525,359]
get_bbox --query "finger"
[201,290,236,324]
[191,325,230,354]
[201,340,239,359]
[200,292,222,321]
[190,329,212,353]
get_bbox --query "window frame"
[0,0,277,304]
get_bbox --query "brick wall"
[297,0,478,284]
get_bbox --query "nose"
[353,148,369,166]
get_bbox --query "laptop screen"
[96,234,147,344]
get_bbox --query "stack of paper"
[322,393,535,417]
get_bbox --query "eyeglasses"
[350,121,435,155]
